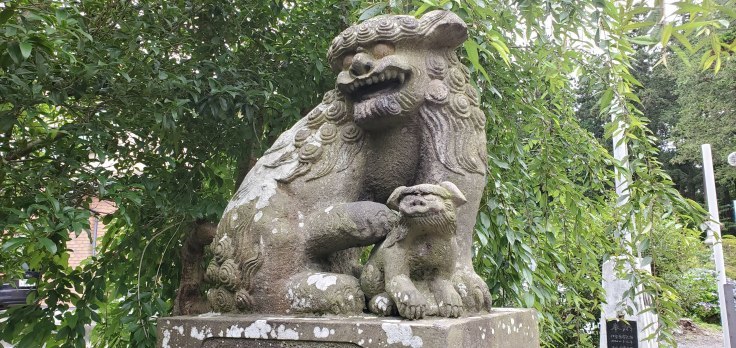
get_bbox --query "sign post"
[701,144,731,347]
[600,119,658,348]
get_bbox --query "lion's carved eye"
[372,43,395,59]
[342,54,354,70]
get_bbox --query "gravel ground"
[675,319,723,348]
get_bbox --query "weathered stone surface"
[203,9,491,319]
[360,182,490,320]
[158,309,539,348]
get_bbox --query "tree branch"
[4,131,67,162]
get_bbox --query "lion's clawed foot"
[432,280,463,318]
[368,292,397,316]
[286,272,365,315]
[392,288,428,320]
[453,271,492,314]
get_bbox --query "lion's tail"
[205,209,262,312]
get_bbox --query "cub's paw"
[433,281,464,318]
[452,271,492,314]
[392,289,428,320]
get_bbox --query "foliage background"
[0,0,734,347]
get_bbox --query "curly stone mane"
[419,49,487,175]
[271,47,486,182]
[264,90,366,183]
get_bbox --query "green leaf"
[629,35,658,45]
[480,211,490,228]
[660,24,673,46]
[359,3,387,21]
[2,237,28,252]
[463,40,491,82]
[7,42,24,63]
[19,41,32,59]
[39,237,57,254]
[0,4,16,25]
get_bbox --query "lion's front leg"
[304,201,399,256]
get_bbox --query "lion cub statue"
[361,182,468,319]
[205,10,491,316]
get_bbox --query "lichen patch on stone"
[381,323,423,348]
[198,311,222,318]
[375,295,389,312]
[268,324,299,340]
[313,326,331,338]
[226,324,245,337]
[161,330,171,348]
[243,320,272,339]
[307,273,337,291]
[190,326,212,340]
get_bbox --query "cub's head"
[327,11,468,130]
[386,181,467,232]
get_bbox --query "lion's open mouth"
[341,69,410,101]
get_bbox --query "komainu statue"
[361,182,469,319]
[205,10,492,317]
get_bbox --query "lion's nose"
[409,198,426,207]
[350,53,374,77]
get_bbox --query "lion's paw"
[286,272,365,315]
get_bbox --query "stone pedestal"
[158,308,538,348]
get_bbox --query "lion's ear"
[439,181,467,207]
[387,186,407,210]
[420,10,468,49]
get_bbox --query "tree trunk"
[172,221,217,315]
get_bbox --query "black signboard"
[606,319,638,348]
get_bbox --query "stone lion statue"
[205,10,491,316]
[361,182,469,319]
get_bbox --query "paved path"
[675,322,723,348]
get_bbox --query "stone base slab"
[158,308,539,348]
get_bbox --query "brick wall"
[67,199,116,268]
